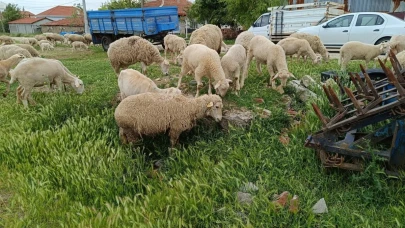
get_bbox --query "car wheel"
[101,36,112,52]
[375,37,390,45]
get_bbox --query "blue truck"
[87,6,179,51]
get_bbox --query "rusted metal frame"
[389,49,405,84]
[344,87,364,115]
[333,75,346,95]
[360,64,380,99]
[328,86,345,112]
[379,58,405,98]
[355,73,371,96]
[326,110,348,128]
[349,72,362,94]
[312,103,329,127]
[346,93,398,116]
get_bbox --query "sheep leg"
[119,128,129,144]
[0,78,10,97]
[241,51,254,88]
[21,87,32,108]
[267,65,276,88]
[169,129,181,148]
[16,86,23,104]
[256,62,262,75]
[194,66,205,97]
[141,62,148,75]
[234,67,241,93]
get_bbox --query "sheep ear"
[206,102,213,108]
[214,81,221,89]
[272,73,279,80]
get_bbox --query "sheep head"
[71,78,84,94]
[314,54,323,64]
[160,59,170,75]
[214,79,231,97]
[176,53,184,66]
[272,70,295,87]
[204,95,223,122]
[379,42,390,54]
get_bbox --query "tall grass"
[0,45,404,227]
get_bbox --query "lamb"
[9,58,84,108]
[235,31,255,53]
[114,93,223,147]
[13,44,40,57]
[339,41,389,71]
[34,35,47,41]
[0,46,32,60]
[220,44,246,94]
[71,41,89,51]
[277,37,322,64]
[0,54,25,97]
[163,34,187,64]
[189,24,224,54]
[176,44,230,97]
[107,36,170,76]
[118,69,181,100]
[38,40,51,46]
[0,35,14,45]
[67,34,86,44]
[40,42,54,52]
[290,32,329,62]
[242,35,295,94]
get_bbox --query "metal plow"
[305,50,405,172]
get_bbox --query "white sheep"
[0,45,32,60]
[163,34,187,64]
[38,40,51,46]
[27,38,38,46]
[277,37,322,64]
[242,35,294,94]
[0,54,25,97]
[220,44,246,94]
[107,36,170,76]
[339,41,389,71]
[290,32,329,62]
[40,42,54,52]
[71,41,88,51]
[13,44,40,57]
[114,93,223,147]
[9,58,84,108]
[67,34,86,45]
[84,33,92,45]
[118,69,181,100]
[34,35,47,41]
[0,35,14,45]
[11,37,30,44]
[176,44,230,97]
[235,31,254,53]
[189,24,224,54]
[45,33,64,46]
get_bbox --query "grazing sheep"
[277,37,322,64]
[71,41,88,51]
[388,35,405,55]
[235,31,254,53]
[67,34,86,44]
[114,93,223,147]
[84,33,92,45]
[220,44,246,93]
[290,32,329,62]
[163,34,187,64]
[40,42,54,52]
[242,35,294,93]
[27,38,38,46]
[34,35,47,41]
[339,41,389,71]
[107,36,170,76]
[0,45,32,60]
[9,58,84,108]
[45,33,64,46]
[38,40,51,46]
[13,44,40,57]
[0,54,25,97]
[0,35,14,45]
[189,24,224,54]
[176,44,230,97]
[118,69,181,100]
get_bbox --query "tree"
[187,0,234,26]
[223,0,283,29]
[99,0,141,10]
[2,3,22,32]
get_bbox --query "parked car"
[296,12,405,48]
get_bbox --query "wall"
[41,25,84,34]
[9,19,52,34]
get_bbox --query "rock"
[312,198,328,214]
[220,108,254,131]
[237,192,253,205]
[240,182,259,193]
[301,75,317,88]
[288,80,317,102]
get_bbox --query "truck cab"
[248,13,271,39]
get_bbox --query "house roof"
[41,16,84,26]
[20,10,35,17]
[8,17,50,24]
[143,0,192,16]
[37,6,80,16]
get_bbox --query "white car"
[296,12,405,47]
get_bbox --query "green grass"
[0,44,404,227]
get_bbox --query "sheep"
[38,40,51,46]
[189,24,224,54]
[84,33,92,45]
[118,69,181,100]
[67,34,86,44]
[394,50,405,69]
[13,44,40,57]
[242,35,295,94]
[114,93,223,147]
[0,45,32,60]
[34,35,47,41]
[9,58,84,108]
[220,44,246,94]
[107,36,170,76]
[45,33,64,46]
[71,41,88,51]
[163,34,187,64]
[11,37,30,44]
[383,35,405,63]
[0,54,25,97]
[235,31,254,53]
[176,44,230,97]
[0,35,14,45]
[277,37,322,64]
[339,41,389,71]
[40,42,54,52]
[290,32,329,62]
[27,38,38,46]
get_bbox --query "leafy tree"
[223,0,283,29]
[99,0,141,10]
[2,3,22,32]
[187,0,234,26]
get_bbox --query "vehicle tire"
[375,37,391,45]
[101,36,112,52]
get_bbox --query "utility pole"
[82,0,89,33]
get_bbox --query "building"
[20,10,35,18]
[143,0,193,34]
[41,16,84,34]
[35,6,81,21]
[8,17,52,34]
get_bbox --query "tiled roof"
[144,0,192,16]
[37,6,81,16]
[20,10,35,17]
[8,17,49,24]
[41,16,84,26]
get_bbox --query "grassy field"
[0,43,404,227]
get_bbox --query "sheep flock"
[0,27,399,147]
